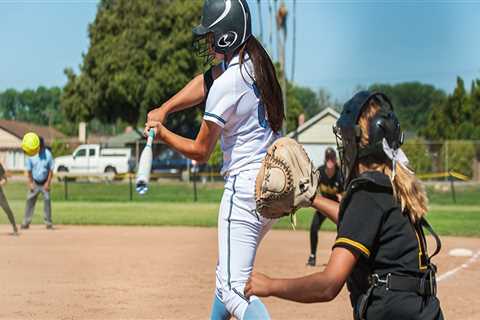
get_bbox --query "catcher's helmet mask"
[333,91,404,189]
[193,0,252,64]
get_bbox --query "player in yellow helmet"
[22,132,40,157]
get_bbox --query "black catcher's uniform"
[309,165,343,257]
[317,164,343,202]
[333,171,443,320]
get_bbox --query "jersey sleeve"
[47,151,55,170]
[333,190,384,258]
[203,74,238,128]
[25,157,32,171]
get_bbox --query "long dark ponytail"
[238,36,284,133]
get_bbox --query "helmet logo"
[217,31,238,48]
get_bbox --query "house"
[288,107,340,167]
[106,127,167,164]
[106,127,144,162]
[0,120,66,171]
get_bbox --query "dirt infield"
[0,225,479,320]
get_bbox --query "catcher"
[307,147,343,267]
[250,91,444,320]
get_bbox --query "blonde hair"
[357,99,428,222]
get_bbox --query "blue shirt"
[26,148,54,183]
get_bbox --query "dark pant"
[23,182,52,226]
[309,211,327,256]
[0,187,17,231]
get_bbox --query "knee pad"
[243,299,270,320]
[218,286,250,320]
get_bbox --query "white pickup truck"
[54,144,132,175]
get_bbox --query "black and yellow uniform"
[333,171,443,320]
[0,163,18,233]
[308,164,343,260]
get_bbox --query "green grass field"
[2,179,223,202]
[1,181,479,237]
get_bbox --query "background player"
[306,147,343,266]
[21,137,54,230]
[145,1,284,318]
[0,160,19,235]
[245,91,444,319]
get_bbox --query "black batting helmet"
[193,0,252,55]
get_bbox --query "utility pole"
[291,0,297,82]
[256,0,264,44]
[277,1,288,135]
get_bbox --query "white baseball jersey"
[204,54,280,176]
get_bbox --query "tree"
[369,82,446,133]
[469,79,480,161]
[207,142,222,169]
[0,86,63,127]
[285,82,303,133]
[291,86,318,119]
[0,89,19,119]
[421,77,476,140]
[317,88,341,112]
[402,138,432,173]
[61,0,204,138]
[439,141,475,177]
[418,77,480,177]
[468,79,480,140]
[289,86,339,121]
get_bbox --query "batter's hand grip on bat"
[136,129,155,195]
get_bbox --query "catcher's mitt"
[255,137,320,220]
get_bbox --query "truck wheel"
[57,166,70,182]
[104,166,117,182]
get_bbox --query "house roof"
[0,120,66,143]
[287,107,340,138]
[107,129,144,147]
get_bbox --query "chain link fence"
[402,139,480,181]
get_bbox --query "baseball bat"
[135,129,155,195]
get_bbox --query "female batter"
[245,91,444,319]
[146,1,283,318]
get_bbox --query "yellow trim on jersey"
[335,237,370,257]
[318,184,339,196]
[414,230,428,270]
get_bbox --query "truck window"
[89,149,96,156]
[75,149,86,157]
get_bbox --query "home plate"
[449,248,474,257]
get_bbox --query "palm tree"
[268,0,274,57]
[276,0,288,134]
[291,0,297,82]
[256,0,263,43]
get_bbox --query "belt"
[369,272,437,296]
[34,179,47,185]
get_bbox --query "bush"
[439,140,475,177]
[51,139,72,157]
[207,142,222,169]
[402,138,433,173]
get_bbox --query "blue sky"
[1,0,479,101]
